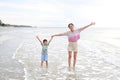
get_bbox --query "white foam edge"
[81,40,120,68]
[12,41,28,80]
[23,68,28,80]
[12,41,24,59]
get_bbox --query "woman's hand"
[90,22,95,25]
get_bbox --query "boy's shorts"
[41,54,48,61]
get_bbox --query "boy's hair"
[68,23,74,27]
[43,39,47,43]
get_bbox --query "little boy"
[36,36,53,68]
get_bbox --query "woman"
[52,22,95,70]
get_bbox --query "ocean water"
[0,27,120,80]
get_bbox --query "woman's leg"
[68,51,72,68]
[73,51,77,68]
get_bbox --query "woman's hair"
[68,23,74,27]
[43,39,47,43]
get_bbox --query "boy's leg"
[41,61,43,68]
[41,54,44,68]
[45,54,48,68]
[68,51,72,68]
[46,61,48,68]
[73,51,77,69]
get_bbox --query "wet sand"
[15,37,120,80]
[1,27,120,80]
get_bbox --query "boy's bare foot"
[40,65,43,68]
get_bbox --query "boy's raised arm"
[78,22,95,31]
[48,36,53,44]
[36,36,43,45]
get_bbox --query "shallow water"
[0,27,120,80]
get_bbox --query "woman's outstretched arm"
[52,33,65,37]
[78,22,95,31]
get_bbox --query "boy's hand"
[36,36,40,40]
[51,35,54,37]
